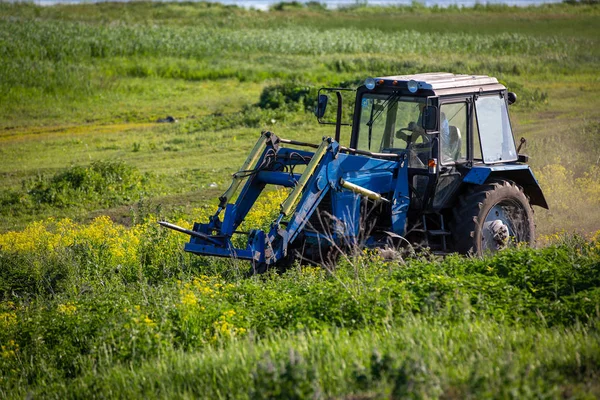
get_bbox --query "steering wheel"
[395,127,414,143]
[396,124,427,146]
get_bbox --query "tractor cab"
[344,74,515,212]
[317,73,547,252]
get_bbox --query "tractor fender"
[463,165,548,209]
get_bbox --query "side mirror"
[421,105,438,131]
[315,94,328,119]
[507,92,517,105]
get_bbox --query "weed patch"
[0,161,149,219]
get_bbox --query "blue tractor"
[160,73,548,273]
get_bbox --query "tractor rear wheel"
[452,180,534,255]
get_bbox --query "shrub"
[270,1,306,11]
[501,80,549,109]
[24,161,146,208]
[258,83,316,112]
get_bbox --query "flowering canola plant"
[0,215,196,269]
[0,190,288,268]
[0,217,141,264]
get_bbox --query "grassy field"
[1,213,599,398]
[1,1,600,398]
[1,1,599,233]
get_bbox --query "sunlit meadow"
[1,1,599,398]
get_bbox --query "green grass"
[6,320,600,399]
[1,1,599,234]
[0,213,599,397]
[1,2,600,397]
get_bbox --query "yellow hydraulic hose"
[339,178,390,203]
[219,132,269,207]
[279,138,329,217]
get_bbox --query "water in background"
[30,0,565,9]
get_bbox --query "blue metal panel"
[462,164,547,209]
[332,190,361,237]
[391,155,410,235]
[247,229,265,263]
[256,171,301,187]
[184,242,253,260]
[464,164,535,184]
[342,170,393,192]
[463,167,491,184]
[337,153,397,175]
[221,203,236,236]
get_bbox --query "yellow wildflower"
[180,289,198,306]
[143,316,156,327]
[0,312,17,328]
[57,303,77,315]
[1,340,19,359]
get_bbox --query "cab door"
[430,98,470,211]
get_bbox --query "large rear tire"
[452,180,534,256]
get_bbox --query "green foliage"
[0,161,154,235]
[0,2,600,396]
[305,1,327,10]
[1,7,593,122]
[0,213,598,396]
[23,161,146,208]
[258,83,316,112]
[270,1,306,11]
[1,18,584,62]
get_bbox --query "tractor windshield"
[356,94,427,153]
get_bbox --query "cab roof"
[374,72,506,96]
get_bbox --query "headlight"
[365,77,376,90]
[407,80,419,93]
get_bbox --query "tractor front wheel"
[452,180,534,255]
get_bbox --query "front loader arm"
[161,131,403,271]
[245,136,340,266]
[169,134,340,267]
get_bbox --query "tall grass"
[1,18,587,61]
[4,319,599,399]
[1,2,597,119]
[1,11,594,99]
[0,210,599,397]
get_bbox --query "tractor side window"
[475,95,517,163]
[439,102,467,165]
